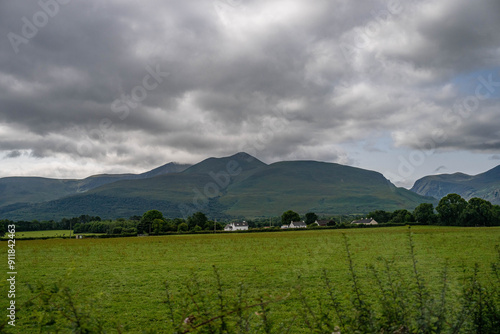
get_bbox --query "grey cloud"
[5,150,22,159]
[1,0,499,176]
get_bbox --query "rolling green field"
[12,230,101,239]
[2,226,499,333]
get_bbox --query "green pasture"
[2,226,499,332]
[12,230,101,239]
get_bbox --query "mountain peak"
[140,162,192,178]
[182,152,266,175]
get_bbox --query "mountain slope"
[0,153,435,220]
[410,165,500,204]
[221,161,432,217]
[0,162,191,208]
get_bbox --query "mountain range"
[0,162,191,211]
[410,165,500,204]
[0,152,458,221]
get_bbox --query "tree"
[460,198,494,226]
[368,210,392,224]
[142,210,164,223]
[413,203,436,225]
[281,210,300,225]
[436,194,468,226]
[187,212,208,230]
[305,212,318,225]
[493,205,500,226]
[327,220,337,227]
[0,221,6,237]
[141,210,164,233]
[177,223,189,232]
[152,218,164,234]
[389,209,414,224]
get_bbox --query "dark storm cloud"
[1,0,499,177]
[5,150,22,159]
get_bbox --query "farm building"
[351,218,378,225]
[314,220,336,226]
[289,221,307,228]
[224,221,249,231]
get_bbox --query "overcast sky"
[1,0,499,188]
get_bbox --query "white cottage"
[224,221,249,231]
[289,221,307,228]
[351,218,378,225]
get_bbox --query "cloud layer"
[1,0,499,178]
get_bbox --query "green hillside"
[221,161,433,217]
[0,153,435,220]
[0,177,79,207]
[0,162,190,209]
[411,165,500,204]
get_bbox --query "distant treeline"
[0,215,102,233]
[1,194,499,237]
[369,194,500,226]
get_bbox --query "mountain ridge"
[0,162,192,208]
[410,165,500,204]
[0,152,436,220]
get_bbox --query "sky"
[1,0,499,188]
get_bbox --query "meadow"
[13,230,86,239]
[1,226,499,333]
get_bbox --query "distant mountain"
[410,165,500,204]
[0,162,191,209]
[0,152,435,220]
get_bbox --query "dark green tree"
[436,193,468,226]
[460,198,494,226]
[203,220,224,231]
[389,209,414,224]
[177,223,189,232]
[187,212,208,230]
[493,205,500,226]
[305,212,319,225]
[281,210,300,225]
[368,210,392,224]
[142,210,164,222]
[141,210,164,233]
[413,203,436,225]
[0,221,6,237]
[136,220,146,234]
[152,218,164,234]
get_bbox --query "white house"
[351,218,378,225]
[289,221,307,228]
[224,221,249,231]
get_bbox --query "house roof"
[232,221,248,227]
[316,220,334,226]
[290,221,307,226]
[351,218,378,225]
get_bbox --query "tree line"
[73,210,225,235]
[369,193,500,226]
[1,193,499,237]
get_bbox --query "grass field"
[12,230,102,239]
[2,226,499,333]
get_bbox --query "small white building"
[281,225,289,229]
[289,221,307,228]
[224,221,249,231]
[351,218,378,225]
